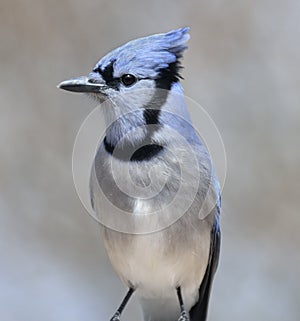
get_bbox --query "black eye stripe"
[93,61,152,89]
[99,60,116,83]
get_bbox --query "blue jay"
[58,27,221,321]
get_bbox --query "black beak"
[57,76,107,93]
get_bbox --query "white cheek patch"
[119,79,156,108]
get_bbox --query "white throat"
[102,83,191,148]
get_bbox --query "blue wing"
[189,213,221,321]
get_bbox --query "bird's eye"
[121,74,137,87]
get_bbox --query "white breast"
[90,125,217,319]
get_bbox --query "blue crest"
[95,27,190,78]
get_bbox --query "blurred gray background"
[1,0,299,320]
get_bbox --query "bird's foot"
[178,311,189,321]
[110,311,121,321]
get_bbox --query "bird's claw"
[110,311,121,321]
[178,311,189,321]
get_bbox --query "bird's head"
[58,27,190,109]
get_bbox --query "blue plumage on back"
[94,27,190,78]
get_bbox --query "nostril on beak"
[87,77,107,86]
[87,78,98,84]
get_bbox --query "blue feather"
[94,27,190,78]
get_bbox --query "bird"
[58,27,221,321]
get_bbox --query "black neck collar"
[104,136,163,162]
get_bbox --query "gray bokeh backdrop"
[1,1,299,320]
